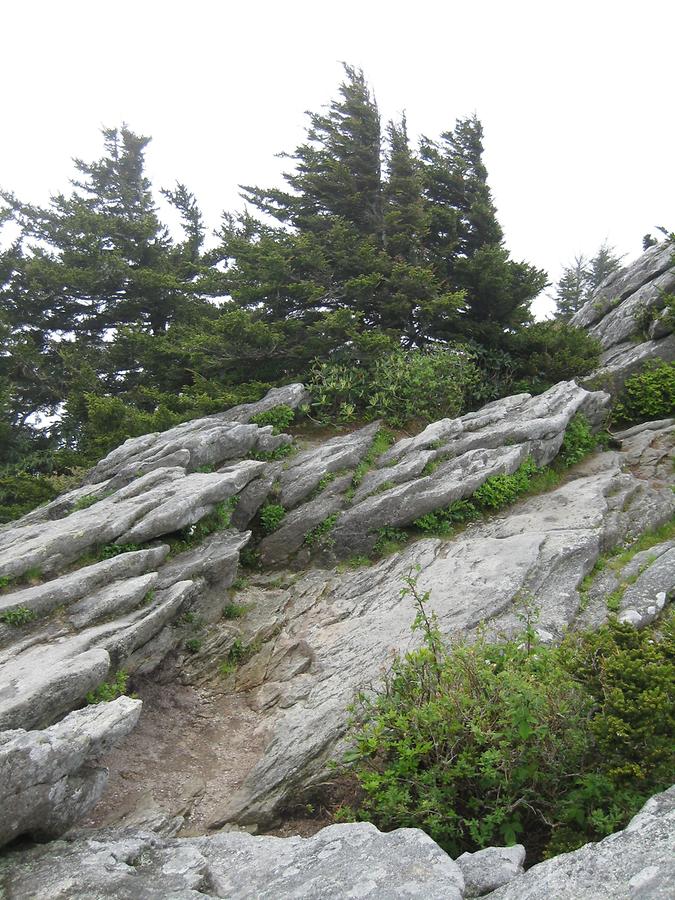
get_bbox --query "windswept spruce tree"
[219,65,547,353]
[1,66,601,521]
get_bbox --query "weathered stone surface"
[571,242,675,392]
[85,383,308,486]
[457,844,526,897]
[0,697,141,847]
[212,427,674,827]
[279,421,380,508]
[0,463,261,580]
[0,545,168,623]
[483,786,675,899]
[0,822,465,899]
[328,381,609,557]
[571,241,675,329]
[258,474,353,566]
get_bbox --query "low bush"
[259,503,286,534]
[339,572,674,861]
[309,347,481,427]
[0,606,37,626]
[612,360,675,424]
[86,670,130,704]
[250,404,296,433]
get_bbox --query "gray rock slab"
[457,844,526,897]
[0,696,141,847]
[68,572,158,629]
[279,421,380,509]
[483,786,675,899]
[571,242,675,329]
[0,822,464,900]
[0,545,169,619]
[0,463,262,580]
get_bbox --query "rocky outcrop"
[0,377,673,882]
[211,419,674,827]
[1,790,673,899]
[0,696,141,846]
[0,822,466,899]
[571,240,675,392]
[483,786,675,899]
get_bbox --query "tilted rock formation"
[211,419,674,827]
[1,789,673,899]
[0,696,141,847]
[0,370,673,894]
[571,240,675,392]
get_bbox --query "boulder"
[457,844,526,897]
[0,697,141,846]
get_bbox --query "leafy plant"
[250,404,295,433]
[0,605,37,626]
[73,493,102,511]
[99,542,143,559]
[339,572,675,861]
[304,513,339,548]
[222,602,248,619]
[556,414,599,468]
[185,637,202,654]
[371,525,408,557]
[259,503,286,534]
[309,348,481,428]
[86,670,130,704]
[612,360,675,424]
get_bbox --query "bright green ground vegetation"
[337,571,675,863]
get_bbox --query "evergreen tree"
[554,243,623,319]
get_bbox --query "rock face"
[1,790,673,899]
[0,696,141,846]
[213,420,674,828]
[0,822,466,899]
[0,376,673,893]
[571,240,675,393]
[483,786,675,899]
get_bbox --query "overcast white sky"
[2,0,674,316]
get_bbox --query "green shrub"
[309,347,481,427]
[250,404,296,433]
[0,606,37,626]
[73,493,101,511]
[613,360,675,424]
[185,637,202,654]
[259,503,286,533]
[340,573,675,861]
[342,574,591,856]
[304,513,339,548]
[506,322,602,395]
[0,473,62,525]
[371,525,408,557]
[222,602,248,619]
[99,542,143,559]
[86,670,129,704]
[413,499,480,534]
[473,457,539,509]
[557,414,599,468]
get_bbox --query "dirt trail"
[84,679,267,836]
